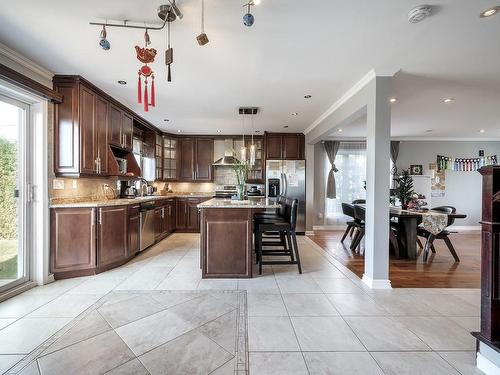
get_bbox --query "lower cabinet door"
[187,199,200,231]
[176,199,187,229]
[97,206,128,268]
[50,208,96,274]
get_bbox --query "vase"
[236,184,245,200]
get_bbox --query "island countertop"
[197,198,279,209]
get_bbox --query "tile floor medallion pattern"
[0,234,484,374]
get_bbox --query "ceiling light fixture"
[425,129,433,133]
[177,129,181,133]
[217,129,221,133]
[196,0,209,46]
[291,112,299,116]
[117,80,127,85]
[390,97,398,103]
[443,98,455,103]
[283,125,289,128]
[164,119,169,122]
[480,129,486,133]
[304,95,312,99]
[338,128,343,133]
[408,5,432,23]
[480,6,500,18]
[243,1,258,27]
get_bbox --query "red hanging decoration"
[144,79,149,112]
[150,75,155,107]
[137,72,142,104]
[135,45,157,112]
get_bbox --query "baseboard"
[313,225,346,231]
[477,352,500,375]
[450,225,481,231]
[362,274,392,289]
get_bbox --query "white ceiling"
[0,0,499,137]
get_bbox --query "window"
[325,142,366,225]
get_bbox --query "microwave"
[116,157,127,174]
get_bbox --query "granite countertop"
[50,193,214,208]
[197,198,280,209]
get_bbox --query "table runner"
[419,211,448,235]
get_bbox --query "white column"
[363,76,392,289]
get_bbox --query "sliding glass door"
[0,94,31,292]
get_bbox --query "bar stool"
[254,195,288,253]
[254,198,302,274]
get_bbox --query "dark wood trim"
[0,63,62,103]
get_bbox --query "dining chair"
[351,205,366,253]
[352,199,366,204]
[417,206,460,262]
[340,203,358,243]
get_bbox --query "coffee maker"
[119,180,137,198]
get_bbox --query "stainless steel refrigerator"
[266,160,306,233]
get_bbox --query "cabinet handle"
[161,207,165,218]
[98,209,102,225]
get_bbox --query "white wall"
[396,140,500,226]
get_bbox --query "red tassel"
[137,73,142,104]
[144,80,149,112]
[151,75,155,107]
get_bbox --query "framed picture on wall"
[410,164,423,175]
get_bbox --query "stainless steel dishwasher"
[140,201,156,251]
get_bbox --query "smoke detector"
[408,5,432,23]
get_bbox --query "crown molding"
[0,42,53,83]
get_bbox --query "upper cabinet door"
[178,138,195,181]
[283,134,304,160]
[195,138,213,181]
[79,86,97,175]
[109,104,123,147]
[122,113,134,151]
[265,134,283,160]
[94,95,109,175]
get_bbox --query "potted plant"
[394,169,414,209]
[231,161,249,200]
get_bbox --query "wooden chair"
[340,203,359,243]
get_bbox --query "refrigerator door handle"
[283,172,288,196]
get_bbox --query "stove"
[214,185,237,198]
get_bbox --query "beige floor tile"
[249,352,309,375]
[283,293,339,316]
[248,317,300,351]
[304,352,384,375]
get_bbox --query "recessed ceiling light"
[291,112,299,116]
[283,125,289,128]
[177,130,181,133]
[480,6,500,18]
[163,119,169,122]
[390,97,398,103]
[117,80,127,85]
[337,128,343,133]
[304,95,312,99]
[255,130,261,133]
[217,130,221,133]
[443,98,455,103]
[425,129,433,133]
[480,129,486,133]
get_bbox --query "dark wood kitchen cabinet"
[178,138,195,180]
[178,138,214,182]
[176,197,210,232]
[176,198,188,230]
[264,132,305,160]
[109,104,133,151]
[195,138,214,181]
[154,199,176,240]
[53,76,109,177]
[50,208,96,276]
[51,205,133,279]
[97,206,129,268]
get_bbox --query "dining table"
[356,205,467,260]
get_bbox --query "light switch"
[52,179,65,190]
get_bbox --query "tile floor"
[0,233,483,374]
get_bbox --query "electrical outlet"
[72,180,78,189]
[52,179,65,190]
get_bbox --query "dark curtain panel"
[324,141,340,199]
[390,141,400,188]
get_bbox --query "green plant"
[0,137,17,240]
[394,169,414,209]
[231,160,249,186]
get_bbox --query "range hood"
[213,139,241,166]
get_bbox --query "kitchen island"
[198,198,280,278]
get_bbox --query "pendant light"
[165,19,173,81]
[240,114,247,163]
[249,112,256,166]
[196,0,209,46]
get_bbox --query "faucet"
[138,178,149,197]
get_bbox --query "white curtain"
[325,142,367,224]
